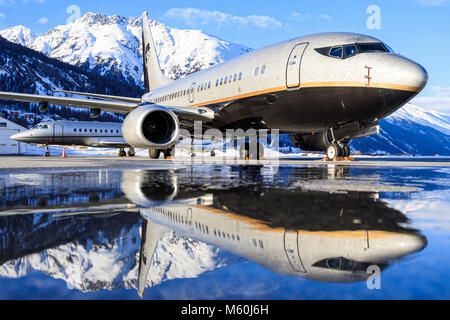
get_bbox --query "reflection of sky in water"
[0,164,448,299]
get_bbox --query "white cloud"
[0,12,5,20]
[163,8,282,30]
[289,12,333,22]
[411,86,450,114]
[37,16,48,24]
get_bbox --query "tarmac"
[0,155,449,173]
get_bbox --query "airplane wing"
[0,91,137,114]
[54,90,143,103]
[0,91,215,122]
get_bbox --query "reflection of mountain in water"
[0,167,427,296]
[0,212,238,292]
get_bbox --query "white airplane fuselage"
[142,32,428,133]
[10,121,128,148]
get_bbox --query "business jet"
[10,120,136,157]
[119,170,427,297]
[0,11,428,160]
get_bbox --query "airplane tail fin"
[141,11,172,92]
[137,218,170,298]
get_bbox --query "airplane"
[0,11,428,161]
[119,170,427,297]
[10,120,138,157]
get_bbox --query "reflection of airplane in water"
[121,170,427,297]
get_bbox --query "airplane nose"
[383,234,427,260]
[404,60,428,92]
[10,132,26,142]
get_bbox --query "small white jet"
[10,120,135,157]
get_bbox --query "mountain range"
[0,12,449,155]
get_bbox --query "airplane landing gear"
[127,147,135,157]
[148,148,175,159]
[149,148,161,159]
[163,148,175,159]
[44,146,51,157]
[119,148,126,157]
[326,142,350,161]
[239,141,264,160]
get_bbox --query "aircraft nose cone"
[10,132,26,142]
[405,60,428,92]
[386,234,428,259]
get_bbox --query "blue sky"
[0,0,449,113]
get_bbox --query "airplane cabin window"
[238,72,242,80]
[255,67,259,76]
[208,81,211,88]
[233,74,237,81]
[216,79,219,86]
[229,75,232,83]
[220,78,223,85]
[357,42,389,53]
[73,128,76,132]
[261,65,266,74]
[329,46,343,58]
[224,76,228,83]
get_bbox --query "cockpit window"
[315,42,390,59]
[329,46,343,58]
[357,42,389,53]
[41,125,48,129]
[344,45,358,58]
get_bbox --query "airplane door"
[53,124,63,144]
[284,231,306,272]
[189,83,196,103]
[286,43,308,89]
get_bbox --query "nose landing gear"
[325,142,352,161]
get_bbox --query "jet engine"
[290,122,380,151]
[122,104,180,149]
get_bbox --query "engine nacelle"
[290,132,330,151]
[122,104,180,149]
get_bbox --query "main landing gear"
[239,141,264,160]
[119,147,136,157]
[326,142,350,161]
[148,148,175,159]
[44,145,51,157]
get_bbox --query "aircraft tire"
[343,144,350,157]
[149,149,161,159]
[326,143,339,161]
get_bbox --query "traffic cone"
[62,148,67,158]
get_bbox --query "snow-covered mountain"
[349,103,450,156]
[2,13,252,87]
[0,25,36,47]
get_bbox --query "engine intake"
[122,104,180,149]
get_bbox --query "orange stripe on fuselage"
[186,81,421,108]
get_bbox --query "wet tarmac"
[0,159,449,299]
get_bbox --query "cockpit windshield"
[32,124,48,129]
[357,43,388,53]
[315,42,391,59]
